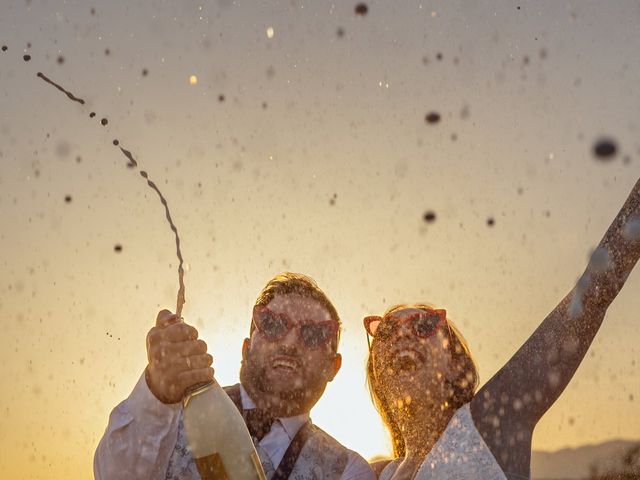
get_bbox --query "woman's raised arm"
[470,176,640,472]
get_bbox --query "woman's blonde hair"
[365,303,479,457]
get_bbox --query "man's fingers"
[157,322,198,343]
[156,309,181,328]
[182,353,213,371]
[168,352,213,372]
[174,339,208,357]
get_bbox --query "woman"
[364,177,640,480]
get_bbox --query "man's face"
[240,293,341,415]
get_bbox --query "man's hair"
[251,272,342,351]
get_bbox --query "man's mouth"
[270,356,300,373]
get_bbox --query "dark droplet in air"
[104,48,110,56]
[423,211,437,223]
[142,68,148,76]
[436,53,443,61]
[487,217,495,227]
[336,27,345,38]
[218,94,225,102]
[57,56,64,64]
[113,139,119,146]
[114,244,123,253]
[23,54,31,61]
[355,3,368,15]
[101,118,108,126]
[1,45,7,52]
[593,138,617,160]
[425,112,441,124]
[64,195,72,203]
[89,112,96,118]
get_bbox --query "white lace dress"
[378,403,522,480]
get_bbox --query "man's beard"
[239,346,329,417]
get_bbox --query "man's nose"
[278,324,301,349]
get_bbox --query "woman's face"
[371,308,456,414]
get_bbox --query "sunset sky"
[1,1,639,478]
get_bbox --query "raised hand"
[145,310,214,404]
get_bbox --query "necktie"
[245,408,275,441]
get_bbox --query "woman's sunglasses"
[253,305,339,350]
[363,308,448,350]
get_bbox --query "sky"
[1,0,639,478]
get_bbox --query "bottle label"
[195,453,229,480]
[194,452,266,480]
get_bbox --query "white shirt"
[94,372,374,480]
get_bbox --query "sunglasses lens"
[301,323,334,348]
[375,319,398,339]
[257,311,288,340]
[413,313,441,337]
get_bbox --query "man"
[94,272,375,479]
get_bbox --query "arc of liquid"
[35,71,186,316]
[140,170,186,317]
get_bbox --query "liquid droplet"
[593,138,617,160]
[355,3,368,15]
[425,112,441,124]
[423,211,437,223]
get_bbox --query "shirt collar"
[239,383,310,440]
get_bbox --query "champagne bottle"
[183,381,267,480]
